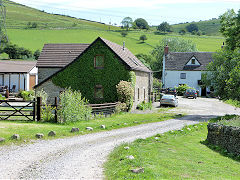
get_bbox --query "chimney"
[123,41,125,51]
[164,45,169,55]
[221,42,225,49]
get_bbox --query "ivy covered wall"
[52,39,131,104]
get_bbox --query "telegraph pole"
[0,0,8,48]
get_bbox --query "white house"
[0,60,38,92]
[162,46,214,96]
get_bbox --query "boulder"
[11,134,20,140]
[100,125,106,129]
[130,167,144,174]
[71,127,79,133]
[35,133,44,139]
[48,131,56,137]
[86,127,93,131]
[0,137,5,143]
[124,146,130,150]
[126,155,134,160]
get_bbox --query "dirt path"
[0,97,239,179]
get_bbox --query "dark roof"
[0,60,36,73]
[165,52,214,71]
[36,43,90,67]
[35,37,151,88]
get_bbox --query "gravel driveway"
[0,97,239,179]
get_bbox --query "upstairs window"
[191,59,196,64]
[94,55,104,69]
[180,73,186,79]
[94,85,104,99]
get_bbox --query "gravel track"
[0,97,239,179]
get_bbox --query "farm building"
[35,37,152,109]
[0,60,37,93]
[162,46,214,96]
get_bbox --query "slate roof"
[165,52,214,71]
[0,60,36,73]
[36,43,90,67]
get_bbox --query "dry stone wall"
[207,123,240,156]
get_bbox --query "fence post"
[154,93,157,102]
[33,98,36,121]
[37,97,42,122]
[54,97,58,123]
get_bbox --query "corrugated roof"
[0,60,36,73]
[165,52,214,71]
[36,43,90,67]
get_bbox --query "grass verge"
[104,123,240,179]
[224,99,240,108]
[0,111,180,146]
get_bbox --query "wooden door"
[29,75,36,90]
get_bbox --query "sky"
[11,0,240,26]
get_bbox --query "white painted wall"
[164,70,203,95]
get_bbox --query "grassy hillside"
[4,0,119,30]
[171,19,221,36]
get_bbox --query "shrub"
[115,102,127,114]
[0,94,5,100]
[139,35,147,42]
[41,104,55,122]
[58,88,92,123]
[175,84,194,96]
[137,101,152,110]
[121,31,128,37]
[116,81,134,111]
[36,89,48,105]
[18,90,35,101]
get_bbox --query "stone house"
[35,37,152,109]
[162,46,214,96]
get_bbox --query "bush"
[41,104,55,122]
[139,35,147,42]
[137,101,152,110]
[18,90,35,101]
[175,84,194,96]
[58,88,92,123]
[121,31,128,37]
[116,81,134,111]
[36,89,48,104]
[115,102,127,114]
[0,94,5,100]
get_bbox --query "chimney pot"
[164,45,169,55]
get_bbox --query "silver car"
[160,95,178,107]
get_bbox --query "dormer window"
[94,55,104,69]
[191,59,196,64]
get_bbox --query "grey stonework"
[38,68,61,84]
[35,79,64,104]
[133,70,152,109]
[207,123,240,156]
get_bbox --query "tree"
[186,23,199,33]
[34,49,41,60]
[157,22,171,32]
[121,17,133,31]
[135,53,153,69]
[120,30,128,37]
[3,43,33,59]
[134,18,149,30]
[139,35,147,42]
[151,37,197,78]
[179,29,186,35]
[220,9,240,50]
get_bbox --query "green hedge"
[52,40,132,104]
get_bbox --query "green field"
[7,29,224,55]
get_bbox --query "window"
[144,89,146,100]
[137,88,140,100]
[94,85,103,99]
[191,59,196,64]
[180,73,186,79]
[94,55,104,69]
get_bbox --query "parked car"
[165,88,177,96]
[184,89,197,99]
[160,95,178,107]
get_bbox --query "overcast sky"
[11,0,240,25]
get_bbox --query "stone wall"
[35,79,64,104]
[207,123,240,156]
[38,68,61,84]
[133,71,151,109]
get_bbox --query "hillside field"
[7,29,224,55]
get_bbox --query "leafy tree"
[179,29,186,35]
[186,23,199,33]
[134,18,149,30]
[135,53,153,69]
[139,35,147,42]
[3,43,33,59]
[157,22,171,32]
[120,30,128,37]
[220,9,240,50]
[151,37,197,78]
[121,17,133,31]
[34,49,41,60]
